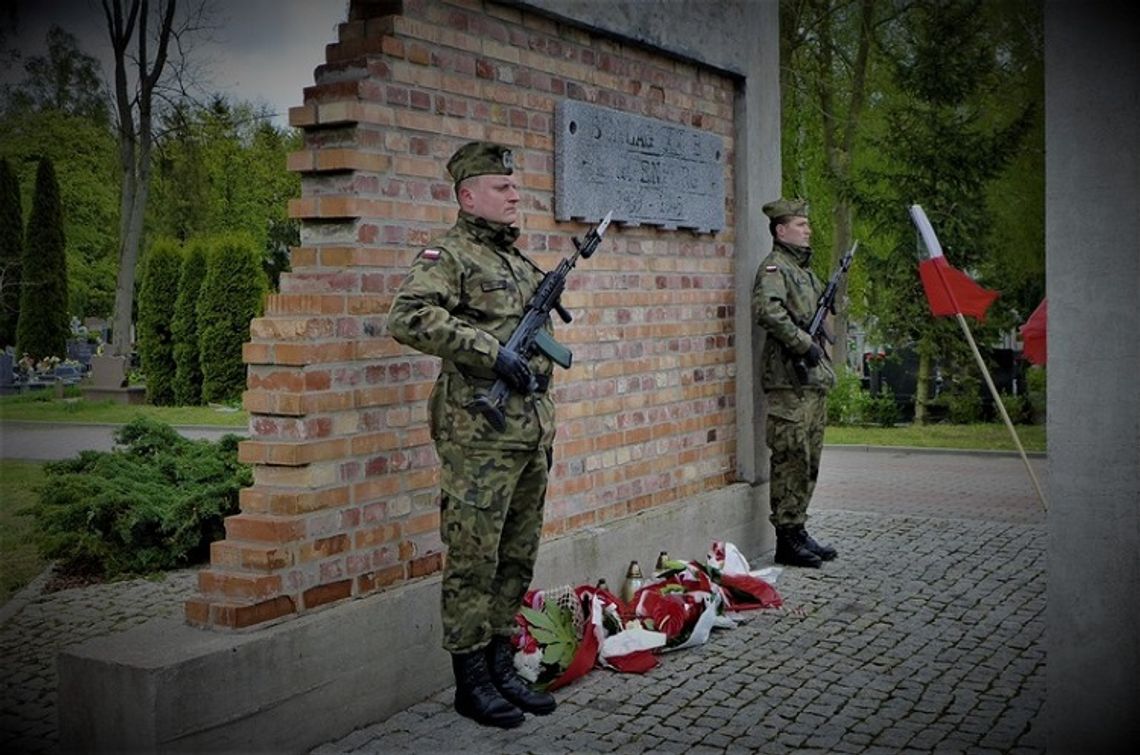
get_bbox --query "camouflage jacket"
[752,241,836,392]
[387,211,555,450]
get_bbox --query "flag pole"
[949,310,1049,512]
[911,204,1048,512]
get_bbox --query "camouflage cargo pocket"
[766,389,805,422]
[437,442,516,510]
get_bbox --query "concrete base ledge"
[58,482,768,753]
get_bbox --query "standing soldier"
[387,141,557,728]
[752,198,839,568]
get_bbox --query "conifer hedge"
[172,238,209,405]
[137,237,183,405]
[197,232,266,403]
[15,157,69,360]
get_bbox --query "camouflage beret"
[446,141,514,185]
[762,198,810,220]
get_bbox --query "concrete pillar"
[1045,2,1140,751]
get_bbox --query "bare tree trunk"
[812,0,874,376]
[103,0,175,356]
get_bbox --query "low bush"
[827,367,871,425]
[999,392,1029,424]
[827,366,898,427]
[866,385,901,427]
[28,416,250,578]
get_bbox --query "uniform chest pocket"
[466,274,521,316]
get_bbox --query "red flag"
[918,256,1000,320]
[1019,298,1047,365]
[910,205,999,321]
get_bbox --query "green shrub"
[197,233,267,404]
[867,385,901,427]
[137,237,183,405]
[998,392,1029,424]
[1025,365,1046,423]
[28,417,251,578]
[944,375,984,424]
[827,366,872,425]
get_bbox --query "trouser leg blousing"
[451,648,525,728]
[486,635,557,715]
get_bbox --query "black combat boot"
[486,635,557,715]
[799,526,837,561]
[775,525,822,568]
[451,649,525,728]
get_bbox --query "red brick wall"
[186,0,738,630]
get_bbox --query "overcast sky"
[2,0,350,127]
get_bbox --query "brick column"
[185,9,446,630]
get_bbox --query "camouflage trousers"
[765,388,828,527]
[436,440,551,653]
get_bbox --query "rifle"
[793,240,858,385]
[467,211,613,431]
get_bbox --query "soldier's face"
[776,216,811,247]
[462,174,520,226]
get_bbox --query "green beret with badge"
[446,141,515,185]
[762,198,810,221]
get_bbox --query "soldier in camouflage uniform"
[752,198,839,568]
[387,141,556,729]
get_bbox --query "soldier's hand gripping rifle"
[468,211,613,431]
[794,240,858,385]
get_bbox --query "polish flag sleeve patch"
[420,248,441,261]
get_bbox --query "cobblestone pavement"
[0,447,1047,754]
[314,448,1047,754]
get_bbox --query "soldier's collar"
[775,240,813,265]
[457,211,520,247]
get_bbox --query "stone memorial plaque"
[554,100,725,234]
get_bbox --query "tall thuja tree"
[0,158,22,347]
[859,0,1035,422]
[16,157,69,360]
[197,233,266,403]
[171,237,208,405]
[137,237,182,404]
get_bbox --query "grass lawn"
[0,460,48,605]
[0,390,248,427]
[826,422,1046,453]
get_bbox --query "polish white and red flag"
[909,204,999,321]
